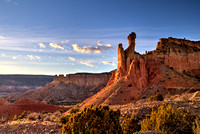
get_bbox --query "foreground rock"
[79,32,200,109]
[0,111,64,134]
[112,91,200,122]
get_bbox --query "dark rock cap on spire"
[128,32,136,40]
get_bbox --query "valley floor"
[112,92,200,122]
[0,111,64,134]
[0,120,62,134]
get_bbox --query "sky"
[0,0,200,75]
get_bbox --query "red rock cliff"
[54,73,112,87]
[108,33,200,87]
[79,32,200,108]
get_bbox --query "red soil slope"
[0,98,69,117]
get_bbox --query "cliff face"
[109,34,200,86]
[157,38,200,77]
[54,73,111,87]
[79,32,200,109]
[7,72,112,103]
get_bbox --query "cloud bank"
[0,36,4,39]
[27,55,40,60]
[72,43,113,54]
[80,61,96,67]
[12,56,17,60]
[1,54,6,56]
[61,40,69,44]
[68,57,75,61]
[50,43,64,50]
[12,55,21,60]
[102,61,116,66]
[38,43,46,48]
[97,41,103,46]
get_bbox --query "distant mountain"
[0,75,53,93]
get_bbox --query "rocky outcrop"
[155,37,200,77]
[109,34,200,86]
[78,32,200,109]
[7,72,112,103]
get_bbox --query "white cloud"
[97,41,103,46]
[12,56,17,60]
[38,43,46,48]
[106,44,112,47]
[0,36,4,39]
[113,57,117,59]
[72,43,113,54]
[1,53,6,56]
[35,56,41,60]
[61,40,69,44]
[50,43,64,50]
[39,49,43,52]
[27,55,40,60]
[4,0,18,5]
[102,61,116,66]
[80,61,96,67]
[72,44,84,53]
[68,57,75,61]
[12,55,21,60]
[27,55,35,60]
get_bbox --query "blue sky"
[0,0,200,75]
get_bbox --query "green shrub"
[37,115,41,120]
[59,115,70,124]
[193,118,200,134]
[10,114,18,121]
[58,109,64,114]
[141,104,196,134]
[121,115,141,133]
[69,107,79,114]
[41,111,48,114]
[26,112,41,120]
[149,93,164,101]
[18,111,28,119]
[62,105,122,134]
[50,114,57,122]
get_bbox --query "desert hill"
[0,98,68,117]
[7,72,112,104]
[78,32,200,109]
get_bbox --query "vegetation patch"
[121,115,141,133]
[141,104,197,133]
[149,93,164,102]
[60,104,199,134]
[61,105,122,133]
